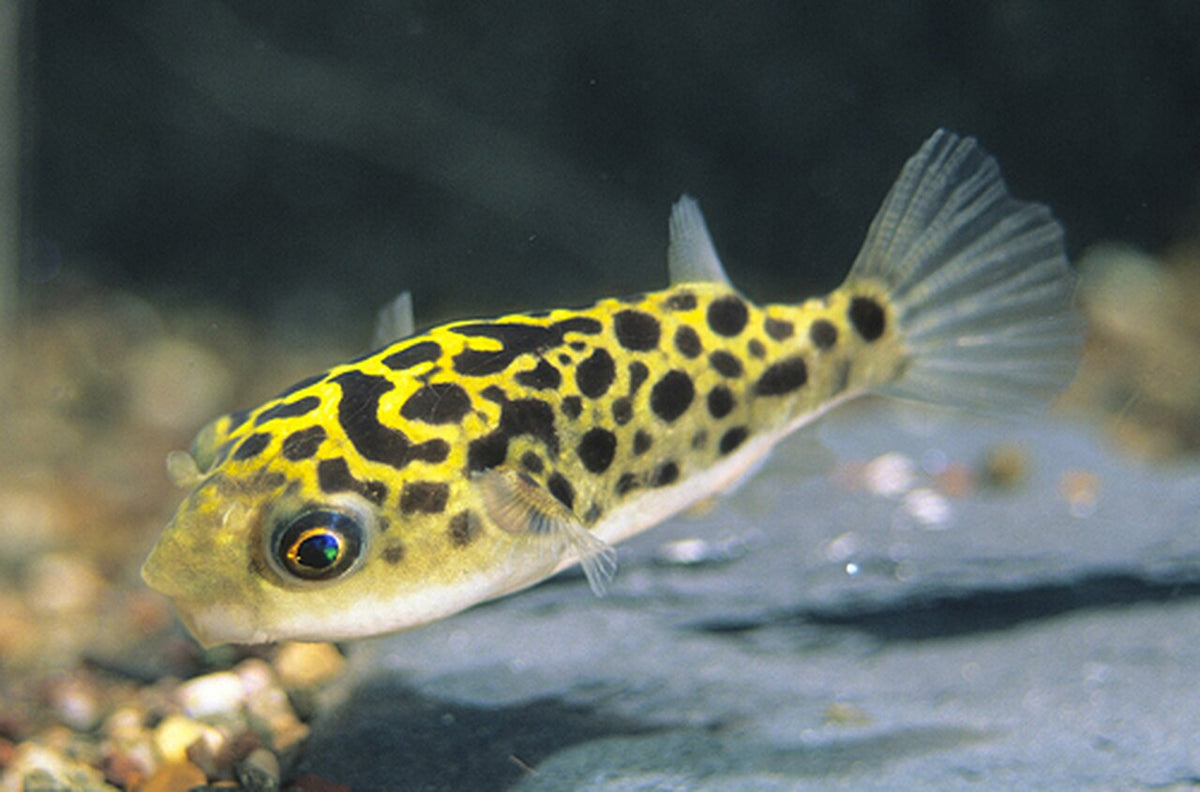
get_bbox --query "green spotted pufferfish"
[142,130,1082,646]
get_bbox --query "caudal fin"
[846,130,1083,414]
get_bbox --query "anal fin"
[475,469,617,596]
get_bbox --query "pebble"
[138,760,207,792]
[981,443,1029,489]
[152,714,224,764]
[862,452,918,498]
[272,643,346,690]
[0,742,119,792]
[235,747,280,792]
[177,671,245,719]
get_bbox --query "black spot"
[576,349,616,398]
[664,291,697,311]
[561,396,583,419]
[709,351,743,378]
[583,503,603,524]
[275,373,324,400]
[809,319,838,349]
[481,385,507,403]
[650,370,695,422]
[707,296,749,337]
[515,359,562,390]
[400,383,473,424]
[569,342,588,352]
[628,362,649,393]
[333,371,448,469]
[451,318,601,376]
[616,472,640,495]
[281,426,326,461]
[707,386,735,419]
[547,473,575,510]
[755,356,809,396]
[233,432,271,461]
[383,544,405,564]
[613,310,662,351]
[468,432,508,472]
[559,317,604,336]
[577,428,618,474]
[748,339,766,359]
[449,511,479,547]
[254,395,320,426]
[400,481,450,514]
[849,297,886,341]
[383,341,442,370]
[719,427,749,455]
[521,451,544,473]
[317,457,388,505]
[500,399,559,456]
[651,461,680,487]
[691,430,708,450]
[525,309,552,318]
[674,326,702,358]
[633,430,653,455]
[764,317,794,341]
[611,397,633,426]
[558,353,572,366]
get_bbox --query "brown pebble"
[140,760,208,792]
[980,443,1028,489]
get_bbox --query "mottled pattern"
[173,277,904,611]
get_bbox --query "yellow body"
[143,131,1082,645]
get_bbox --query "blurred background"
[22,2,1199,325]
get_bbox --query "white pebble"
[177,670,245,719]
[863,452,917,498]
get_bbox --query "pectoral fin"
[475,468,617,596]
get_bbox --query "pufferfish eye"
[272,510,363,582]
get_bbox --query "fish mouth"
[141,520,268,647]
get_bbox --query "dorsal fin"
[373,290,416,348]
[667,195,733,287]
[474,468,617,596]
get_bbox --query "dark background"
[25,1,1200,337]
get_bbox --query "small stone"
[138,760,207,792]
[177,671,245,719]
[272,643,345,689]
[862,452,917,498]
[981,443,1028,489]
[235,748,280,792]
[152,714,224,765]
[3,741,119,792]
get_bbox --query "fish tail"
[846,129,1084,414]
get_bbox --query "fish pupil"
[296,532,340,568]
